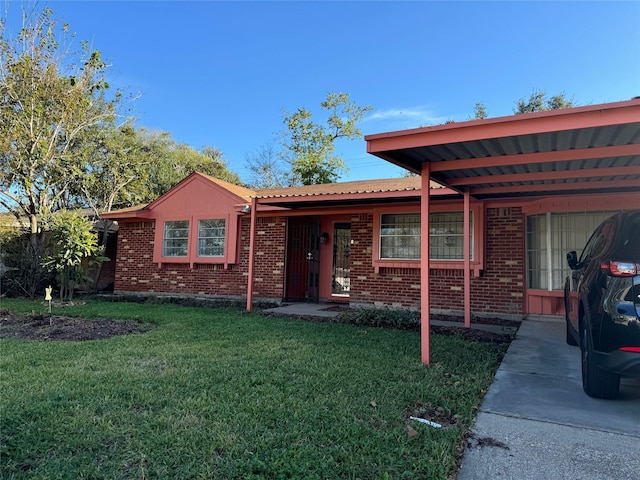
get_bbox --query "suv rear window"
[617,214,640,261]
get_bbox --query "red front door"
[285,217,320,302]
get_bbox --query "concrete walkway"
[458,319,640,480]
[262,302,342,319]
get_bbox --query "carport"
[366,98,640,364]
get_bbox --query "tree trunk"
[92,218,113,291]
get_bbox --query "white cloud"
[363,105,448,131]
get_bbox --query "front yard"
[0,298,510,479]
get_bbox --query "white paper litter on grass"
[409,416,442,428]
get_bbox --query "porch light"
[240,205,251,213]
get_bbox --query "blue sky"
[5,1,640,182]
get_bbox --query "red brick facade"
[346,207,525,315]
[114,217,287,301]
[113,207,526,316]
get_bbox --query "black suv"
[564,210,640,399]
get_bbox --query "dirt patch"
[0,309,155,341]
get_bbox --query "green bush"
[337,306,420,331]
[95,293,278,310]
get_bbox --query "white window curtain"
[526,211,619,290]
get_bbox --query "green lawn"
[0,298,507,479]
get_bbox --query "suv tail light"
[600,261,640,277]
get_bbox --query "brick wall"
[113,208,525,316]
[349,213,422,309]
[250,217,287,299]
[348,208,525,315]
[113,217,286,301]
[472,207,525,315]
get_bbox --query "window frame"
[197,218,226,258]
[372,204,484,274]
[525,210,619,291]
[379,212,421,260]
[162,220,190,257]
[153,213,238,268]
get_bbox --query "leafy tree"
[0,7,126,280]
[280,92,373,185]
[514,90,575,114]
[0,7,124,230]
[471,91,576,120]
[42,210,105,301]
[141,130,244,199]
[201,146,244,185]
[74,124,152,213]
[473,102,488,120]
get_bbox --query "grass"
[0,298,508,479]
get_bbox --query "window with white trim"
[198,219,225,257]
[526,211,619,290]
[430,212,473,260]
[380,213,421,259]
[380,212,473,260]
[163,221,189,257]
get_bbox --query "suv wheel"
[580,321,620,399]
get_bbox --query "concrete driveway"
[458,319,640,479]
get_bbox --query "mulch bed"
[0,307,517,345]
[0,310,154,341]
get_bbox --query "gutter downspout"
[421,163,431,365]
[246,197,257,311]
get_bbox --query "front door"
[332,223,351,296]
[285,217,320,302]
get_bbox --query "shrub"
[337,306,420,331]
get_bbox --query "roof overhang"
[254,188,455,209]
[365,99,640,200]
[253,178,456,209]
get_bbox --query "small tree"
[244,142,287,189]
[42,210,105,301]
[280,92,373,185]
[473,102,488,120]
[515,90,575,114]
[471,91,577,120]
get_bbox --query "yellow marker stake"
[45,286,52,315]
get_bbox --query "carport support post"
[246,197,257,312]
[420,162,431,365]
[464,189,471,328]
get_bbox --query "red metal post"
[246,197,257,311]
[421,163,431,365]
[464,189,471,328]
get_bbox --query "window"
[526,211,619,290]
[379,212,473,260]
[163,221,189,257]
[430,212,473,260]
[380,213,421,259]
[198,219,225,257]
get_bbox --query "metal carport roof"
[366,98,640,200]
[365,98,640,364]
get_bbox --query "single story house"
[102,99,640,363]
